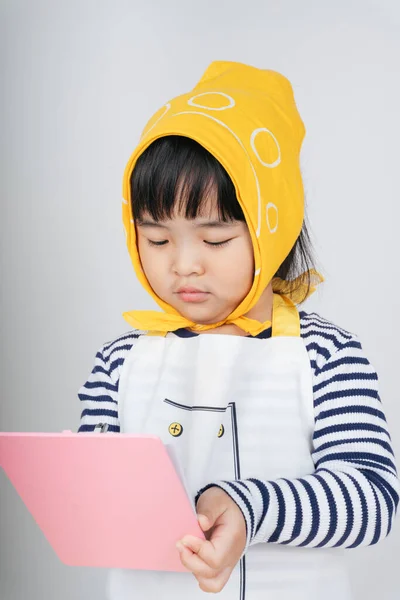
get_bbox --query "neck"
[244,282,274,324]
[193,283,274,336]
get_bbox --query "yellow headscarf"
[121,60,323,335]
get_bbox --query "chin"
[178,311,212,325]
[178,307,229,325]
[165,295,231,325]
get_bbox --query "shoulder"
[101,329,147,359]
[298,312,381,417]
[299,310,364,375]
[96,329,148,381]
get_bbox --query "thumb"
[197,491,226,532]
[197,513,214,532]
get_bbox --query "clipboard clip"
[94,423,109,433]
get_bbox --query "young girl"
[78,61,399,600]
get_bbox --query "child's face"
[135,194,255,325]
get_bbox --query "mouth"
[175,287,210,303]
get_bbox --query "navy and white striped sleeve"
[77,331,141,433]
[198,329,399,551]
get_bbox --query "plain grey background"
[1,0,399,598]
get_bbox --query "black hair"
[130,135,319,304]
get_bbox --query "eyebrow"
[136,219,239,229]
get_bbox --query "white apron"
[107,297,352,600]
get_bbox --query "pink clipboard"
[0,432,204,571]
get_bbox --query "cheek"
[215,242,254,288]
[137,237,149,271]
[137,240,163,285]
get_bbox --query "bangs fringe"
[130,135,245,222]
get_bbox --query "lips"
[176,286,206,294]
[175,287,210,303]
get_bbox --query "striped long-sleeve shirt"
[77,310,399,549]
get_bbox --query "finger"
[176,543,219,579]
[180,535,224,571]
[179,535,207,554]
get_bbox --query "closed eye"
[204,239,233,248]
[147,239,168,246]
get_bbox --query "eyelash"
[206,239,232,248]
[147,239,233,248]
[147,240,168,246]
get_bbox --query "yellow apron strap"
[146,330,168,337]
[144,293,300,338]
[271,293,301,338]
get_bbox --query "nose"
[172,247,205,277]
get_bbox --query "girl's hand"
[176,486,246,593]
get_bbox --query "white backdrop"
[1,1,399,598]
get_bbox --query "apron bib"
[107,296,352,600]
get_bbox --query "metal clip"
[94,423,109,433]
